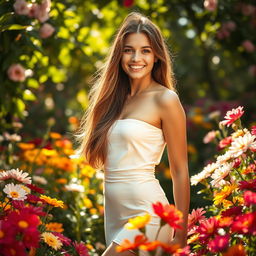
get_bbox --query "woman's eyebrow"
[124,45,152,48]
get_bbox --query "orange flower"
[139,241,161,251]
[46,222,64,233]
[50,132,62,139]
[213,184,237,205]
[222,244,246,256]
[125,213,151,230]
[40,195,64,208]
[152,202,183,229]
[187,233,200,244]
[17,143,35,150]
[116,235,148,253]
[56,178,68,184]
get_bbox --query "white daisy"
[0,170,10,182]
[229,133,256,157]
[210,162,233,187]
[3,183,28,200]
[32,175,47,185]
[65,184,85,192]
[216,151,233,165]
[190,162,219,186]
[7,168,31,184]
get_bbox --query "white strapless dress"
[104,119,174,255]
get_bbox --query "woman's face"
[121,32,157,81]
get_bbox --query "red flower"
[73,241,90,256]
[220,106,244,127]
[231,212,256,235]
[123,0,134,8]
[116,235,148,252]
[22,228,40,248]
[233,158,241,168]
[218,136,232,150]
[152,202,183,229]
[238,179,256,192]
[26,183,45,194]
[208,234,229,253]
[0,220,16,245]
[1,242,27,256]
[243,190,256,206]
[221,206,243,217]
[197,217,219,243]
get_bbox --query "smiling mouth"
[129,65,145,71]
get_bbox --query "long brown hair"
[75,12,176,169]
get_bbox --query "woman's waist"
[104,168,156,183]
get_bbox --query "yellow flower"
[125,213,151,230]
[187,233,199,244]
[41,232,62,250]
[84,197,93,208]
[40,195,64,208]
[50,132,62,139]
[81,165,96,178]
[89,208,97,215]
[46,222,64,233]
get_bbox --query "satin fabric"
[104,119,174,255]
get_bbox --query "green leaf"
[0,24,28,32]
[23,89,36,101]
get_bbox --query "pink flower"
[251,126,256,135]
[233,158,241,168]
[208,234,229,253]
[244,190,256,206]
[248,65,256,77]
[204,0,218,11]
[203,130,216,144]
[219,106,244,127]
[27,3,39,18]
[242,40,255,53]
[188,208,207,230]
[223,21,236,31]
[33,0,51,23]
[218,136,232,150]
[241,4,256,16]
[7,63,26,82]
[73,241,89,256]
[13,0,29,15]
[239,179,256,192]
[39,23,55,38]
[197,217,219,243]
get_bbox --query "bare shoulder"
[154,86,180,108]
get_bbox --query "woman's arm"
[158,89,190,247]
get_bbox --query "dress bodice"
[104,119,166,180]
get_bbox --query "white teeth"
[130,65,144,69]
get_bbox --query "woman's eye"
[124,49,132,53]
[142,49,151,53]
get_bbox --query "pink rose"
[27,3,39,18]
[35,6,49,23]
[39,23,55,39]
[41,0,51,12]
[13,0,29,15]
[248,65,256,77]
[204,0,218,11]
[223,21,236,31]
[242,40,255,53]
[7,64,26,82]
[241,4,256,16]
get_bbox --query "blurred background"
[0,0,255,252]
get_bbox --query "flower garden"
[1,0,256,255]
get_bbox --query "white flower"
[65,184,84,192]
[190,162,219,186]
[3,183,28,200]
[229,133,256,157]
[210,162,233,187]
[32,175,47,185]
[7,168,31,184]
[216,151,233,165]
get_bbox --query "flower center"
[0,230,4,238]
[18,220,29,228]
[10,191,19,198]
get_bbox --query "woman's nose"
[131,51,141,62]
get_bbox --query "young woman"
[76,12,190,256]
